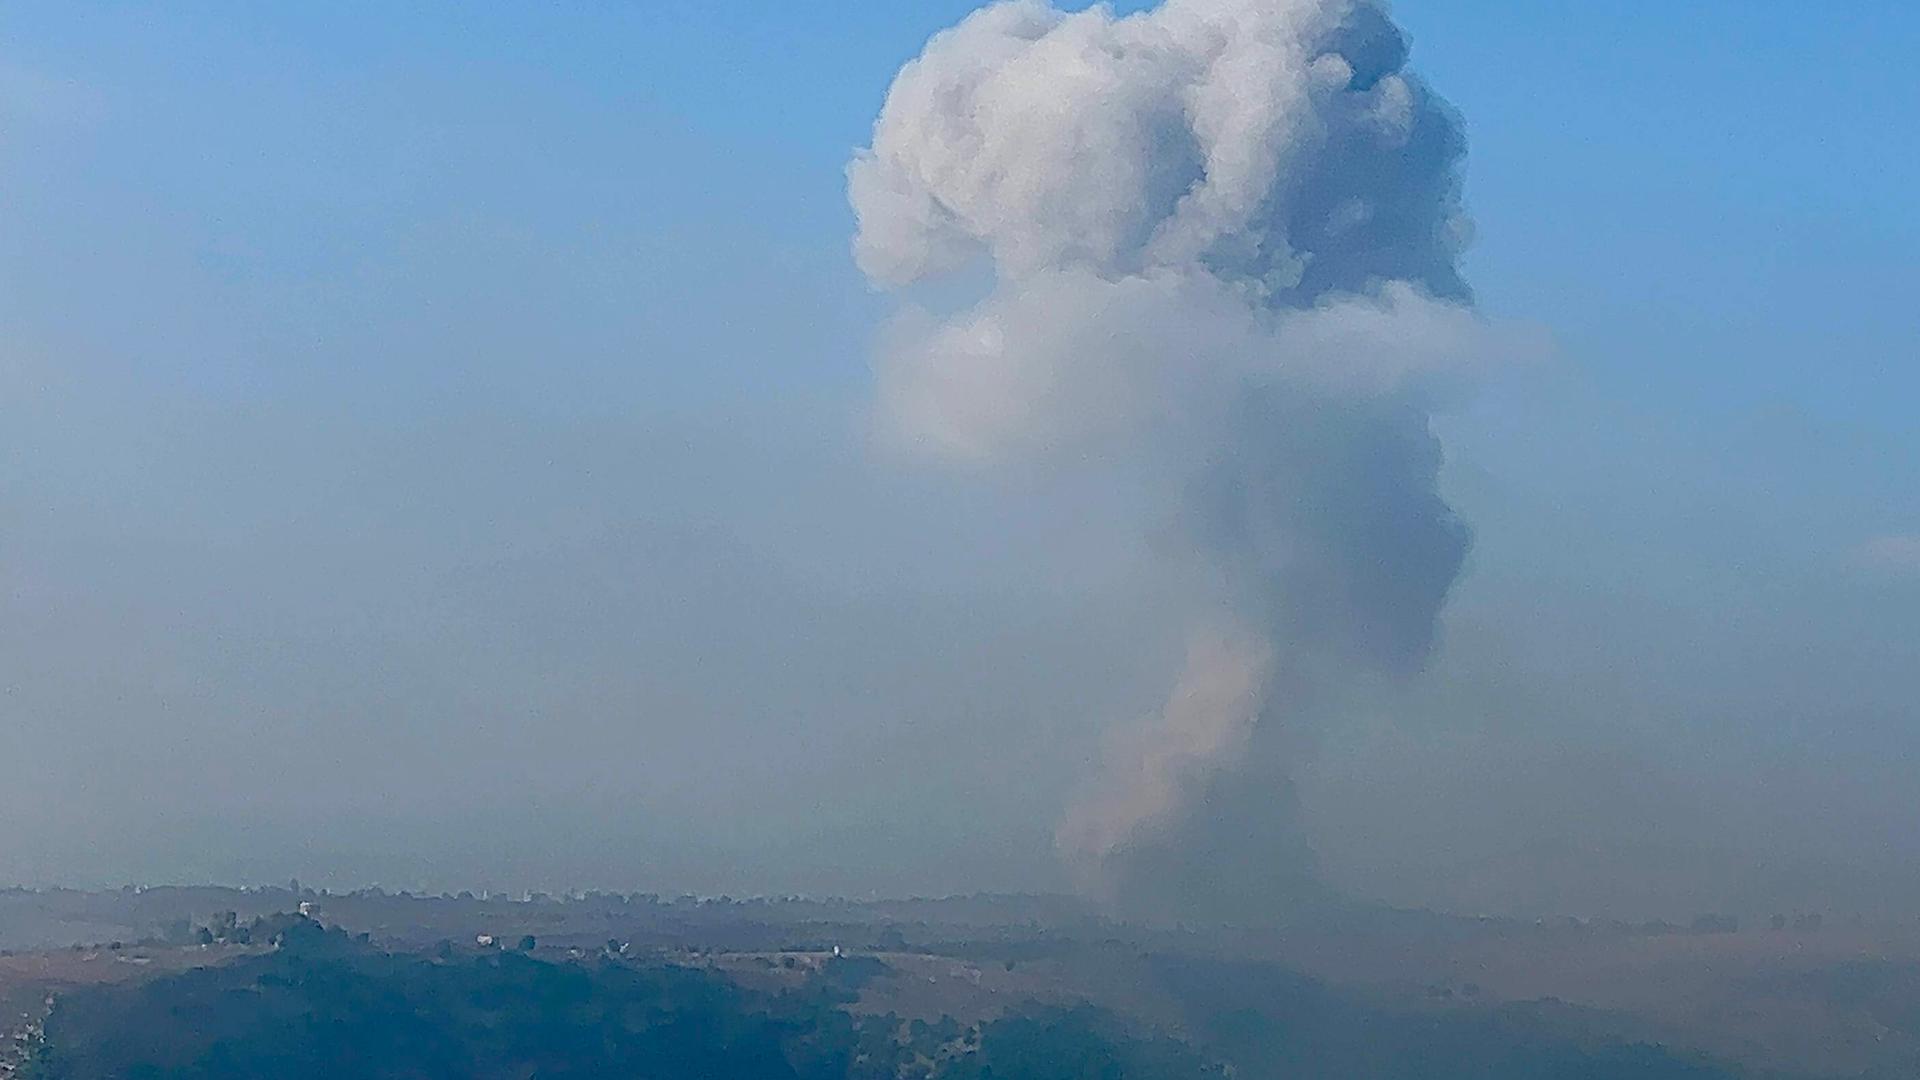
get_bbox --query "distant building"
[476,934,496,948]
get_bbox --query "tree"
[516,935,537,952]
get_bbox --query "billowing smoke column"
[851,0,1503,921]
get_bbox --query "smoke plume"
[851,0,1512,920]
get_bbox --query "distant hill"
[21,922,1751,1080]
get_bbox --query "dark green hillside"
[25,921,1756,1080]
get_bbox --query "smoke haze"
[0,2,1916,924]
[851,0,1518,918]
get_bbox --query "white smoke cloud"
[852,0,1518,919]
[850,0,1470,295]
[874,271,1516,464]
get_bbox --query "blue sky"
[0,2,1916,912]
[5,1,1914,413]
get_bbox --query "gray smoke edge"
[850,0,1530,923]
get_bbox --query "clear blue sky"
[1,2,1915,914]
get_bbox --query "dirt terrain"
[7,887,1920,1078]
[0,944,260,1076]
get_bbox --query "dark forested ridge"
[22,922,1212,1080]
[19,917,1751,1080]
